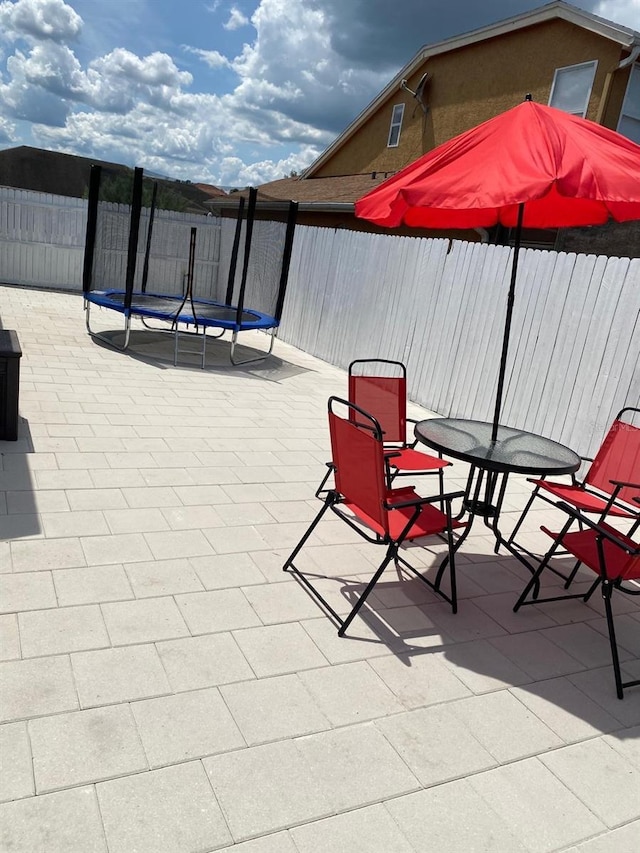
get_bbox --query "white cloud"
[227,146,318,184]
[0,114,17,142]
[89,48,192,89]
[2,41,196,116]
[0,0,82,43]
[228,0,388,133]
[0,45,73,124]
[224,6,250,30]
[182,45,230,70]
[13,41,84,95]
[594,0,640,29]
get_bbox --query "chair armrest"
[609,478,640,490]
[406,418,419,450]
[555,501,640,554]
[385,490,464,511]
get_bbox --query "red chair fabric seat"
[531,480,636,517]
[344,485,464,541]
[386,447,449,472]
[541,523,640,582]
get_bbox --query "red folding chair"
[315,359,450,498]
[508,407,640,564]
[514,500,640,699]
[285,397,464,635]
[349,358,451,480]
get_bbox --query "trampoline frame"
[84,289,279,368]
[82,165,297,367]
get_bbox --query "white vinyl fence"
[1,188,638,456]
[0,188,88,289]
[279,225,640,457]
[0,186,221,294]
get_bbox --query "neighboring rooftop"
[0,146,226,214]
[209,172,391,212]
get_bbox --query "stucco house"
[210,1,640,254]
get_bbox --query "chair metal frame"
[285,397,464,636]
[514,500,640,699]
[508,407,640,563]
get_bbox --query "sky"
[0,0,638,188]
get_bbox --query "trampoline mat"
[86,291,277,330]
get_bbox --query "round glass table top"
[414,418,581,476]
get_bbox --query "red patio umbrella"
[355,96,640,441]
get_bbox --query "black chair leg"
[507,485,540,546]
[440,522,458,614]
[432,502,458,613]
[314,464,333,499]
[563,558,583,589]
[283,493,334,572]
[602,581,624,700]
[338,545,395,636]
[513,543,557,611]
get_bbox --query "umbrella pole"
[491,202,524,443]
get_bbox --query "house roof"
[207,172,392,211]
[193,182,227,198]
[306,0,640,178]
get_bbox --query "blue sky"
[0,0,638,188]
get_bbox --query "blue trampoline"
[82,166,297,366]
[84,289,281,367]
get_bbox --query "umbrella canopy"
[355,99,640,229]
[355,98,640,440]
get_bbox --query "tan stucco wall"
[315,19,627,179]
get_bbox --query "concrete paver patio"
[0,284,638,852]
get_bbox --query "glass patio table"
[414,417,581,570]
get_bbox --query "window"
[549,60,597,117]
[387,103,405,147]
[617,62,640,145]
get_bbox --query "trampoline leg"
[201,329,207,369]
[123,316,131,349]
[229,328,277,366]
[174,327,179,367]
[85,300,132,352]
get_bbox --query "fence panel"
[280,228,639,457]
[0,186,221,294]
[1,187,638,457]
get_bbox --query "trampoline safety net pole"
[174,227,199,330]
[274,200,298,322]
[125,167,144,312]
[141,181,158,294]
[235,187,257,325]
[82,164,102,297]
[225,195,245,308]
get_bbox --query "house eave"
[206,199,355,214]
